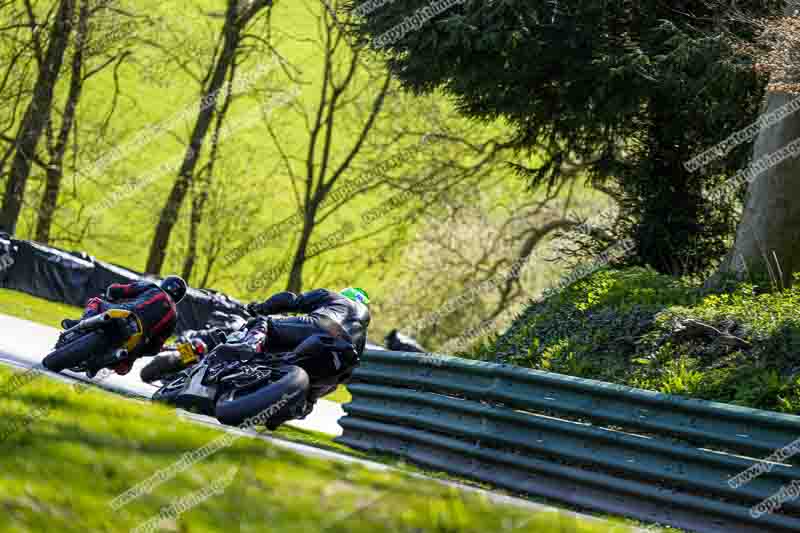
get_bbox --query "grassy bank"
[476,267,800,413]
[0,288,81,329]
[0,365,630,532]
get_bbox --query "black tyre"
[140,353,186,384]
[215,365,310,428]
[42,331,110,373]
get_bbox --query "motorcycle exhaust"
[66,312,114,333]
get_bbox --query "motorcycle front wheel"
[42,331,111,373]
[140,353,186,384]
[215,365,310,429]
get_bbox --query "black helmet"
[161,275,187,303]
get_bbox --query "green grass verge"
[0,289,82,329]
[0,366,631,533]
[476,266,800,413]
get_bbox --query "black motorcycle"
[151,333,358,430]
[43,309,144,376]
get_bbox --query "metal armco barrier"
[335,350,800,533]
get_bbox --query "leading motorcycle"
[42,308,144,376]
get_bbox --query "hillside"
[0,0,608,346]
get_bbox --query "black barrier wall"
[0,234,248,333]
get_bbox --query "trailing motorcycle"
[42,309,144,376]
[152,333,358,429]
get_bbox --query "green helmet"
[341,287,370,306]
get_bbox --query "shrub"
[473,267,800,412]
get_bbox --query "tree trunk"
[36,0,89,244]
[144,6,241,275]
[181,183,208,282]
[287,197,325,293]
[199,251,216,288]
[710,90,800,289]
[181,62,234,283]
[286,217,314,294]
[0,0,75,234]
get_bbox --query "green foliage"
[0,0,618,344]
[348,0,781,275]
[475,267,800,413]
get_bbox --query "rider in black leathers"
[209,288,370,421]
[158,289,371,366]
[246,288,371,356]
[146,287,370,388]
[144,288,369,427]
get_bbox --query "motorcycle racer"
[61,276,187,375]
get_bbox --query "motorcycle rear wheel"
[215,365,309,429]
[43,331,110,373]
